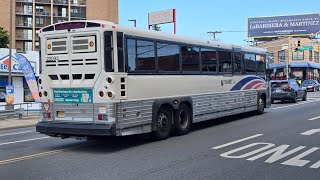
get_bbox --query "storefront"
[269,62,320,83]
[0,48,40,111]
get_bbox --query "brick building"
[0,0,118,52]
[256,37,320,82]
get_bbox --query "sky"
[119,0,320,45]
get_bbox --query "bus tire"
[174,103,192,136]
[151,106,173,141]
[257,95,265,115]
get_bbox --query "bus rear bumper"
[36,121,117,137]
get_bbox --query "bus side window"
[201,48,217,73]
[218,51,232,73]
[104,31,113,72]
[181,46,200,72]
[117,32,124,72]
[244,53,256,74]
[234,52,242,74]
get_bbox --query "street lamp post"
[128,19,136,27]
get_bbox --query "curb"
[0,124,36,131]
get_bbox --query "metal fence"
[0,103,41,120]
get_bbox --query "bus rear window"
[71,36,96,53]
[55,22,85,30]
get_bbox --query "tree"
[152,24,161,31]
[0,27,9,48]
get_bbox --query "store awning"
[268,63,285,69]
[290,62,309,68]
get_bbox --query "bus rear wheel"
[174,103,192,136]
[151,106,173,141]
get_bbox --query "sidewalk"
[0,116,40,130]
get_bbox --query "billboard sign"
[248,13,320,38]
[148,9,174,26]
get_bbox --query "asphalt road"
[1,92,320,180]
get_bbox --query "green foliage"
[0,27,9,48]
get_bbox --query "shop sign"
[0,55,36,73]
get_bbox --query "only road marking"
[308,116,320,121]
[212,134,263,150]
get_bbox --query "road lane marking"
[213,141,320,169]
[220,142,275,159]
[301,129,320,136]
[281,147,320,167]
[212,134,263,150]
[308,116,320,121]
[0,145,82,165]
[247,145,306,163]
[0,137,49,146]
[272,100,320,110]
[0,131,33,137]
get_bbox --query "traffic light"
[297,40,301,47]
[294,47,299,52]
[318,45,320,52]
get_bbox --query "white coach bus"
[36,21,270,140]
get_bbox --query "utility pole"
[207,31,222,40]
[8,0,12,86]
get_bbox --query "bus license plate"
[57,111,65,118]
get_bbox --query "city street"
[0,92,320,180]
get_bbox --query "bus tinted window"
[234,52,242,73]
[218,51,232,73]
[117,32,124,72]
[127,38,156,72]
[256,55,265,73]
[182,46,200,72]
[201,48,217,72]
[245,53,256,73]
[157,42,180,71]
[104,31,113,72]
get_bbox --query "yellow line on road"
[0,145,81,165]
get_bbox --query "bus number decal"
[47,56,59,62]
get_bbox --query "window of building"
[35,6,44,14]
[218,51,232,73]
[24,42,32,51]
[201,48,217,72]
[157,42,180,72]
[24,88,35,102]
[181,46,200,72]
[244,53,256,73]
[127,38,156,72]
[278,50,285,61]
[309,50,313,62]
[292,50,304,60]
[268,53,274,63]
[315,51,319,63]
[234,52,242,73]
[0,88,5,102]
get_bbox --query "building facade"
[0,48,40,110]
[257,37,320,82]
[0,0,118,52]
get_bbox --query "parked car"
[301,80,320,92]
[271,79,307,103]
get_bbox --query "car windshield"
[271,82,288,88]
[302,80,315,85]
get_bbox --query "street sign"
[299,46,313,51]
